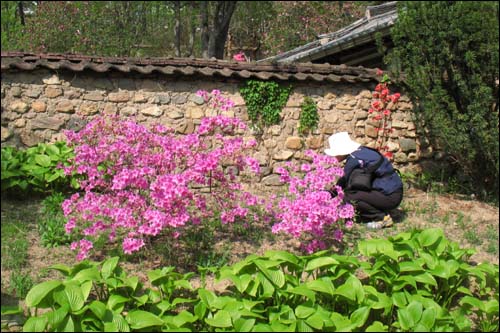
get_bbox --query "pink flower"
[233,52,246,62]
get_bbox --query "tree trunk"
[174,1,181,57]
[18,1,25,26]
[207,1,237,59]
[200,2,209,58]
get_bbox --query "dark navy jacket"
[337,146,403,195]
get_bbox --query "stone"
[262,174,283,186]
[324,112,339,123]
[391,119,407,129]
[306,136,323,149]
[43,74,60,85]
[189,94,205,105]
[273,150,294,161]
[269,125,282,136]
[10,86,22,97]
[336,104,353,110]
[167,110,184,119]
[55,100,74,113]
[31,116,65,130]
[394,152,408,163]
[399,138,417,152]
[1,127,12,141]
[13,118,26,127]
[25,88,42,98]
[45,87,63,98]
[10,101,29,113]
[108,92,130,102]
[83,92,104,101]
[285,136,302,149]
[133,94,148,103]
[120,106,137,116]
[140,106,163,117]
[103,104,117,115]
[31,101,47,113]
[79,103,99,115]
[187,107,204,119]
[171,93,188,105]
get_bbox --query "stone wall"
[1,68,436,186]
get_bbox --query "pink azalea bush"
[271,150,355,253]
[62,112,261,260]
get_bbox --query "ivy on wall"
[298,96,319,135]
[239,80,292,130]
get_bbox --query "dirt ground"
[1,187,499,330]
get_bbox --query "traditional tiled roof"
[261,1,398,64]
[1,51,380,83]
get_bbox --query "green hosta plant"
[1,141,79,196]
[22,229,498,332]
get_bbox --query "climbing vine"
[298,96,319,135]
[239,80,292,130]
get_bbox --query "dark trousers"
[344,189,403,222]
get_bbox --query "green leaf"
[350,306,370,328]
[23,316,48,332]
[233,318,255,332]
[295,305,315,319]
[107,294,130,312]
[365,321,389,332]
[417,228,443,247]
[304,256,339,271]
[34,154,52,167]
[205,310,232,328]
[420,307,436,329]
[45,305,69,326]
[305,278,334,295]
[25,280,62,307]
[89,301,108,320]
[101,256,120,279]
[289,286,316,302]
[126,310,164,329]
[64,283,85,312]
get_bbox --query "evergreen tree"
[389,1,499,200]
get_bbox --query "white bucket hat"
[324,132,361,156]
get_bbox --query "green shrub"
[1,141,79,197]
[389,1,499,200]
[21,228,498,332]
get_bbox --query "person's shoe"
[366,215,394,229]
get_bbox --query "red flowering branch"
[368,69,401,160]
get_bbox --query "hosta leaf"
[399,261,423,272]
[233,318,255,332]
[350,306,370,328]
[25,280,62,308]
[170,310,197,327]
[101,257,120,279]
[64,283,85,312]
[23,316,48,332]
[45,305,69,326]
[89,301,108,320]
[113,313,130,332]
[49,264,71,277]
[297,320,313,332]
[289,286,316,302]
[34,154,52,167]
[295,305,315,319]
[126,310,164,329]
[304,257,339,271]
[365,321,389,332]
[460,296,486,311]
[392,292,408,308]
[305,278,334,295]
[413,272,438,287]
[72,267,101,283]
[358,239,394,257]
[420,307,436,329]
[205,310,232,328]
[107,294,130,311]
[264,250,299,265]
[417,228,443,247]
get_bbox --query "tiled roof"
[1,51,380,83]
[261,1,398,64]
